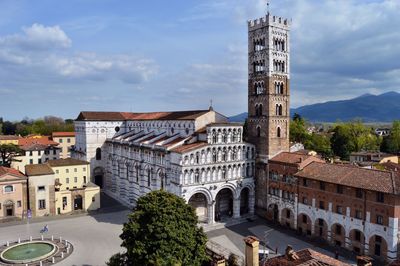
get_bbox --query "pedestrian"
[335,250,339,259]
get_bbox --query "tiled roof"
[265,248,349,266]
[25,164,54,176]
[52,132,75,137]
[20,143,57,151]
[0,166,26,179]
[76,110,211,121]
[350,151,394,157]
[18,136,59,147]
[380,161,400,172]
[0,135,21,141]
[47,158,89,167]
[296,161,400,194]
[270,152,323,166]
[171,141,208,153]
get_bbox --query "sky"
[0,0,399,120]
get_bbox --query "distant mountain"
[229,91,400,123]
[228,112,247,122]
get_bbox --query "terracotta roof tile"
[76,110,210,121]
[0,166,26,179]
[52,132,75,137]
[171,141,208,153]
[265,248,349,266]
[25,164,54,176]
[296,162,399,194]
[18,136,59,147]
[47,158,89,167]
[0,135,21,141]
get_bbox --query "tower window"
[96,148,101,160]
[277,127,281,138]
[257,127,261,137]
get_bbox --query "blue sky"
[0,0,399,120]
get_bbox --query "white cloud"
[0,23,71,50]
[0,24,157,84]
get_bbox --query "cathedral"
[72,12,290,224]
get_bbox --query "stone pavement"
[206,217,357,265]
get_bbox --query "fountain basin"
[0,241,58,264]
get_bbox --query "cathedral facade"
[72,109,255,224]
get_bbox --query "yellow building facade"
[0,135,20,145]
[47,158,100,214]
[51,132,76,159]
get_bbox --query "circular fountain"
[0,241,57,264]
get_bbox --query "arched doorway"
[281,208,294,228]
[93,167,104,188]
[240,187,249,215]
[331,223,345,247]
[215,188,233,221]
[369,235,387,259]
[3,200,14,217]
[297,213,312,236]
[267,203,279,223]
[74,195,83,211]
[350,229,365,254]
[188,193,208,223]
[314,218,328,241]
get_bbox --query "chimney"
[244,236,259,266]
[285,245,299,261]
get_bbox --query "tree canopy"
[381,121,400,154]
[0,116,74,136]
[0,144,23,167]
[107,190,208,266]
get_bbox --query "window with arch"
[147,168,151,187]
[212,132,217,143]
[277,127,281,138]
[4,185,13,193]
[195,153,200,164]
[212,152,217,163]
[96,148,101,160]
[195,170,200,183]
[257,126,261,137]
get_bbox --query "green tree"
[381,121,400,154]
[0,144,23,167]
[107,190,208,266]
[304,133,333,159]
[331,121,381,160]
[290,114,310,144]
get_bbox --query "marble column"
[233,198,240,219]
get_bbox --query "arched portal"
[281,208,294,229]
[93,167,104,189]
[215,188,233,221]
[331,223,345,247]
[314,218,328,241]
[369,235,387,259]
[297,213,312,236]
[349,229,365,255]
[240,187,249,215]
[267,203,279,223]
[74,195,83,211]
[3,200,14,217]
[188,193,208,223]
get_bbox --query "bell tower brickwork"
[247,14,291,211]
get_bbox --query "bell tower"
[247,13,290,162]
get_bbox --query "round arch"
[93,167,105,189]
[349,229,365,255]
[314,218,329,241]
[331,223,346,247]
[368,234,388,259]
[188,193,209,223]
[297,213,312,236]
[215,188,234,221]
[281,208,295,229]
[267,203,279,223]
[239,187,250,215]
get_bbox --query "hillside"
[229,91,400,122]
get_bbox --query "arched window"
[212,152,217,163]
[259,104,263,116]
[147,168,151,187]
[255,104,259,116]
[195,153,200,164]
[276,104,280,116]
[279,105,283,115]
[257,126,261,137]
[96,148,101,160]
[212,133,217,143]
[195,170,200,183]
[4,185,13,193]
[277,127,281,138]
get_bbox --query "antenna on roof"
[209,99,214,111]
[266,0,270,15]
